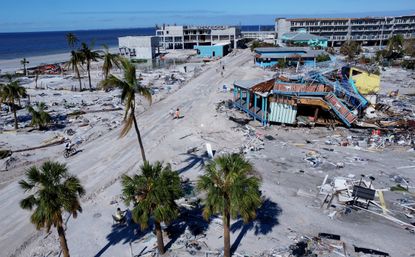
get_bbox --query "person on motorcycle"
[65,141,72,151]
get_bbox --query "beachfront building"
[194,42,231,58]
[280,29,328,48]
[118,36,160,60]
[275,15,415,46]
[156,25,241,50]
[241,31,276,43]
[254,47,325,68]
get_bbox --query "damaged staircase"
[324,93,357,127]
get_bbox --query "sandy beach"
[0,47,119,73]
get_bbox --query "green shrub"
[402,60,415,70]
[316,53,331,62]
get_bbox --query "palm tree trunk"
[87,62,92,91]
[223,199,231,257]
[154,221,165,254]
[76,69,82,91]
[57,224,70,257]
[12,105,18,129]
[132,113,147,162]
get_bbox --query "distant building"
[241,31,276,43]
[280,30,328,48]
[156,25,240,50]
[276,15,415,46]
[118,36,160,60]
[254,47,326,68]
[194,42,231,58]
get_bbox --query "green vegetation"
[100,58,152,161]
[386,35,404,60]
[277,59,286,69]
[65,50,84,91]
[404,39,415,57]
[250,40,276,52]
[0,81,27,129]
[20,58,29,76]
[197,153,262,257]
[121,161,183,254]
[66,33,79,49]
[79,42,102,91]
[340,41,362,61]
[19,161,85,257]
[27,102,51,130]
[102,44,121,79]
[402,60,415,70]
[316,53,331,63]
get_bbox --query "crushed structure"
[233,64,377,127]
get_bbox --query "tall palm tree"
[79,42,101,91]
[100,58,152,161]
[27,102,51,130]
[20,58,29,76]
[0,81,27,129]
[197,154,262,257]
[101,44,121,80]
[121,161,183,254]
[19,161,85,257]
[65,50,84,91]
[66,33,79,49]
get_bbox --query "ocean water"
[0,25,273,61]
[0,28,155,60]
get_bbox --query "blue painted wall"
[194,45,228,57]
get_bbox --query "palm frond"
[119,113,134,138]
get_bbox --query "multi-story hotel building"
[276,15,415,46]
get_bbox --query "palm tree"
[20,58,29,76]
[100,58,152,161]
[102,44,121,80]
[197,153,262,257]
[34,69,40,89]
[19,161,85,257]
[0,81,27,129]
[3,73,15,82]
[340,41,361,61]
[65,50,84,91]
[386,35,404,60]
[121,161,183,254]
[66,33,79,49]
[79,42,101,91]
[27,102,51,130]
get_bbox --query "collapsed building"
[233,65,380,127]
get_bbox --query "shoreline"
[0,47,118,73]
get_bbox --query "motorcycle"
[63,147,77,158]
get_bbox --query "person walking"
[174,108,180,119]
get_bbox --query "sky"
[1,0,415,32]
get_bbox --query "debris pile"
[318,175,415,233]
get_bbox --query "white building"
[118,36,160,60]
[275,15,415,47]
[156,25,241,50]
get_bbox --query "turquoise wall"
[194,45,227,57]
[282,38,328,48]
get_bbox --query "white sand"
[0,48,118,73]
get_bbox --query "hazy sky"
[1,0,414,32]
